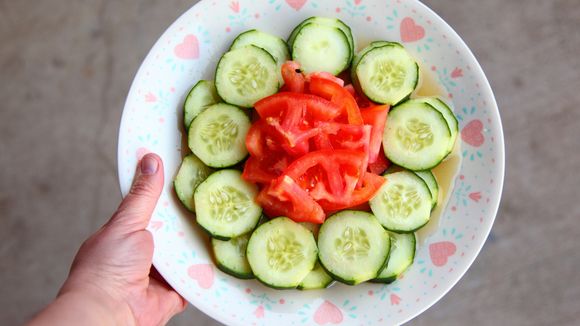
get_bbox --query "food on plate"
[173,16,459,289]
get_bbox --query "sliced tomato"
[320,123,371,152]
[313,123,371,173]
[309,76,364,125]
[361,104,389,163]
[344,84,356,96]
[305,71,345,87]
[242,155,290,184]
[284,150,366,203]
[368,147,390,175]
[255,92,341,122]
[317,172,385,211]
[281,61,305,93]
[258,175,325,224]
[245,119,285,157]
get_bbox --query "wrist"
[28,287,135,326]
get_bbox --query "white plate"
[118,0,504,324]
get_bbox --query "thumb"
[108,153,164,233]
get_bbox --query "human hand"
[28,153,187,326]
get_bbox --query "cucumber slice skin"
[351,41,399,84]
[183,80,221,130]
[291,23,351,75]
[173,154,213,212]
[297,261,335,290]
[246,217,318,289]
[414,170,439,209]
[355,44,419,105]
[230,29,290,65]
[194,169,262,240]
[188,103,250,168]
[288,17,354,63]
[317,210,391,285]
[384,166,439,210]
[369,171,432,233]
[372,232,416,283]
[215,45,280,108]
[212,233,254,279]
[383,101,452,171]
[412,97,459,153]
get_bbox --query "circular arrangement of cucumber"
[172,16,459,290]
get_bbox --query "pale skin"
[27,153,187,326]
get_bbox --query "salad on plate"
[173,16,459,290]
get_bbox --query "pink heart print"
[254,305,265,318]
[461,119,485,147]
[187,264,214,289]
[314,300,343,325]
[174,35,200,60]
[390,294,401,305]
[400,17,425,42]
[429,241,457,267]
[286,0,308,11]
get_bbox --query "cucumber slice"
[351,41,397,89]
[369,171,432,232]
[412,97,458,152]
[373,232,416,283]
[383,101,452,170]
[414,170,439,209]
[183,80,221,130]
[173,154,213,212]
[291,23,351,75]
[288,17,354,63]
[318,210,390,285]
[188,103,250,168]
[230,29,290,66]
[298,261,334,290]
[215,45,279,108]
[194,169,262,240]
[246,217,318,289]
[355,43,419,105]
[211,233,254,279]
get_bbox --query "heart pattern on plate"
[174,35,200,60]
[429,241,457,267]
[285,0,308,11]
[187,264,214,289]
[461,119,485,147]
[400,17,425,42]
[314,300,343,325]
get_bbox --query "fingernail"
[140,154,159,175]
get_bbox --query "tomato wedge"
[281,61,305,93]
[317,172,385,211]
[242,155,291,184]
[368,147,390,175]
[254,92,342,122]
[305,71,345,87]
[309,76,364,125]
[258,175,325,224]
[284,150,366,203]
[360,104,389,163]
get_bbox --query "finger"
[148,276,188,325]
[108,153,164,232]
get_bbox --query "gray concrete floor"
[1,0,579,325]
